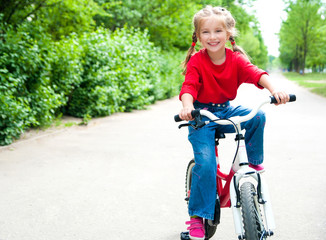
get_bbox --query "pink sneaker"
[185,217,205,240]
[249,163,265,172]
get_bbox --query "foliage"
[0,19,183,145]
[157,51,185,99]
[0,0,106,39]
[0,19,62,145]
[67,27,164,117]
[93,0,198,50]
[267,56,282,71]
[49,33,84,107]
[0,0,46,25]
[37,0,107,40]
[238,26,268,69]
[279,0,325,73]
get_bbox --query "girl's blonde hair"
[182,5,249,75]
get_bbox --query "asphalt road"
[0,72,325,240]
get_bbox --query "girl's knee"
[255,110,266,125]
[257,110,265,119]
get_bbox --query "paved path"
[0,72,325,240]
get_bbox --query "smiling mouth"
[208,42,219,46]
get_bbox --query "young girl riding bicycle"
[178,5,290,240]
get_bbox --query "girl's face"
[198,16,230,55]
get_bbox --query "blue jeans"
[188,101,266,220]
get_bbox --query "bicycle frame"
[198,99,276,238]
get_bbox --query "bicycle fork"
[229,133,276,239]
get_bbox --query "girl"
[178,5,289,240]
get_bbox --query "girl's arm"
[258,74,289,105]
[179,93,195,121]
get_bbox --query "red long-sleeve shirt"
[179,48,267,104]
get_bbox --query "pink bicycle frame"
[215,146,235,208]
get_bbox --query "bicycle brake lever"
[178,123,192,129]
[194,115,207,129]
[177,115,207,129]
[178,123,200,130]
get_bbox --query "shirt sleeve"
[236,53,267,89]
[179,57,202,101]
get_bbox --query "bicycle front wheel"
[240,182,266,240]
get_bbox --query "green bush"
[49,34,85,108]
[67,27,163,117]
[158,50,184,99]
[0,20,62,145]
[0,93,32,145]
[0,20,183,145]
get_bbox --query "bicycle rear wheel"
[185,160,195,202]
[240,182,267,240]
[185,159,217,239]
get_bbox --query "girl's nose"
[210,33,217,40]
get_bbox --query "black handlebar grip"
[270,94,296,104]
[174,114,182,122]
[289,94,296,102]
[174,109,201,122]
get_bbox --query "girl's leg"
[187,122,217,220]
[217,105,266,165]
[241,109,266,165]
[186,104,266,221]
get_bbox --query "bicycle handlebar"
[174,94,296,123]
[270,94,296,104]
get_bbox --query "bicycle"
[174,94,296,240]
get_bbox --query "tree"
[239,27,268,69]
[306,6,326,72]
[93,0,200,50]
[0,0,106,40]
[0,0,47,26]
[279,0,324,73]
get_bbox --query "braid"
[192,31,197,43]
[182,31,198,75]
[229,36,250,61]
[229,36,235,43]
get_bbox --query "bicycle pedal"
[180,231,190,240]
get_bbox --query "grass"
[38,116,80,131]
[283,72,326,97]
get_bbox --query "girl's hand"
[258,75,290,105]
[179,106,195,121]
[272,91,290,105]
[180,93,195,121]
